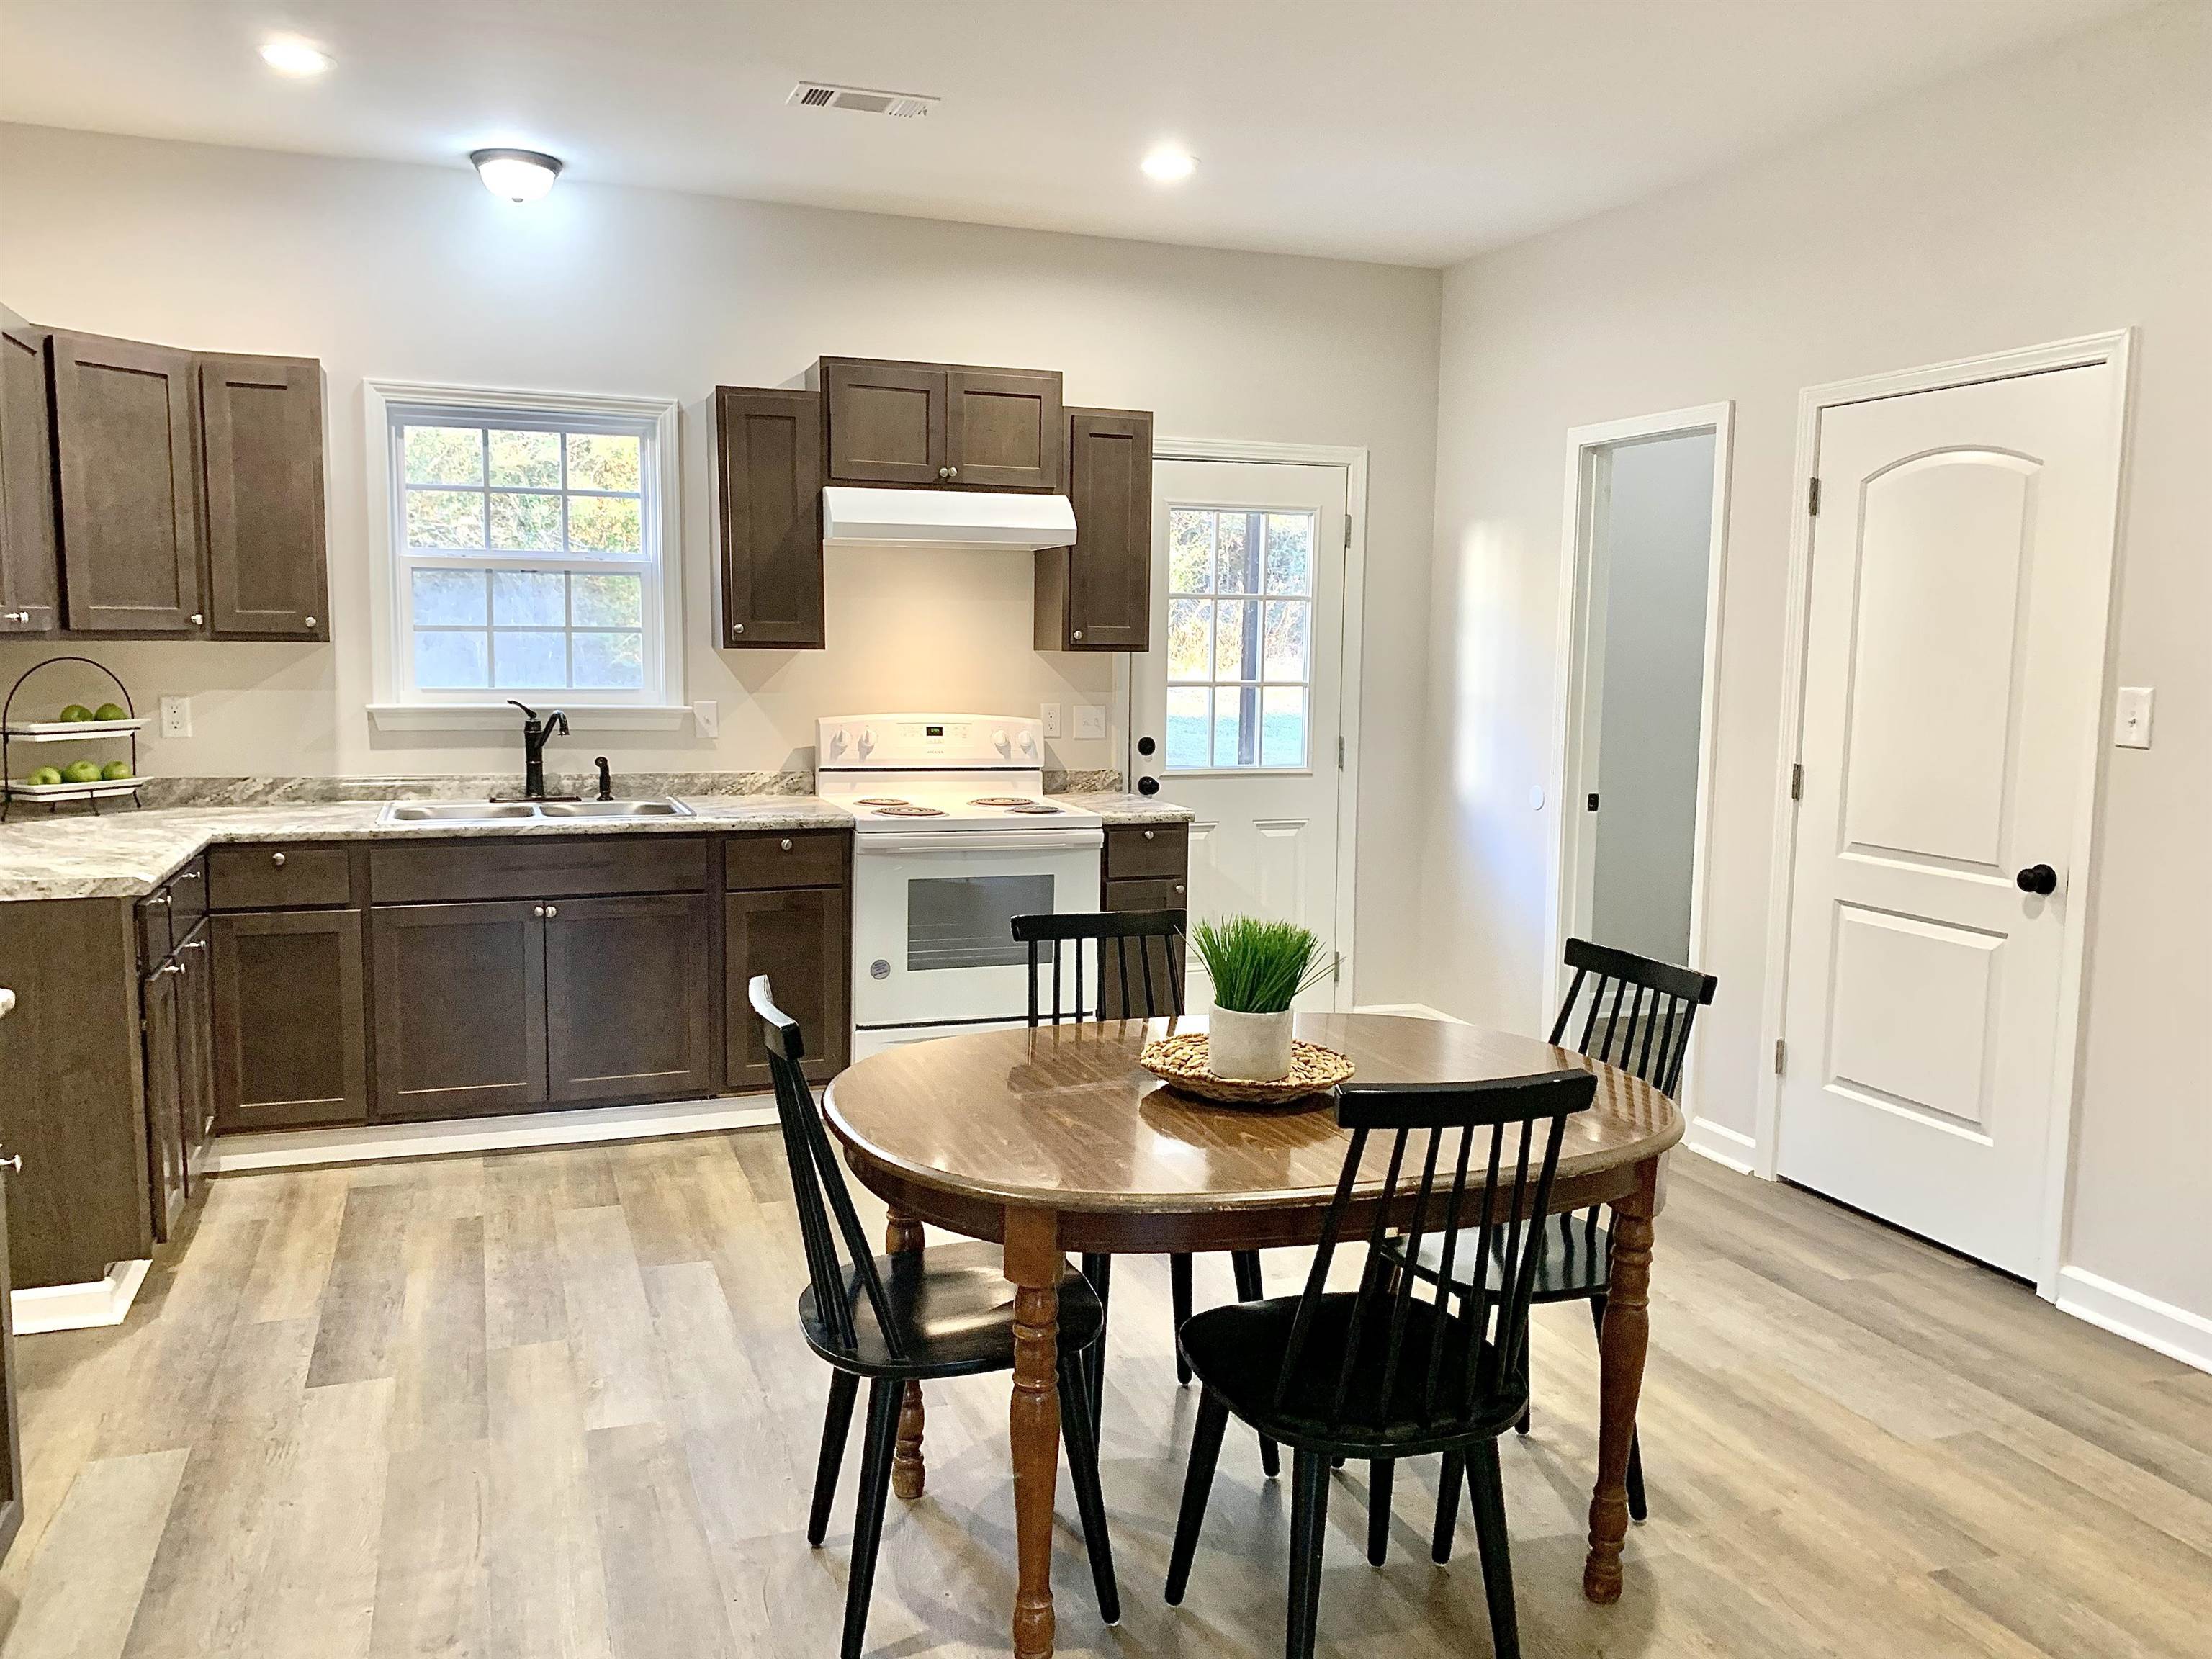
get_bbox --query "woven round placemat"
[1138,1032,1354,1105]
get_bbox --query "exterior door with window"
[1130,459,1348,1006]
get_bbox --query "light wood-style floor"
[0,1133,2206,1659]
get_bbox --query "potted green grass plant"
[1191,915,1334,1080]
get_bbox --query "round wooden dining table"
[822,1010,1683,1659]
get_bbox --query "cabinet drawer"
[1103,823,1187,881]
[724,830,846,892]
[1103,876,1187,913]
[209,843,353,909]
[136,887,174,969]
[168,855,208,931]
[368,835,713,904]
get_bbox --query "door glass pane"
[1215,513,1255,591]
[1165,686,1210,768]
[1214,688,1249,767]
[1169,509,1214,593]
[1264,513,1314,594]
[1167,598,1211,681]
[907,874,1054,971]
[1262,685,1307,767]
[1214,598,1256,680]
[1263,600,1308,680]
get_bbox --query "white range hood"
[822,485,1077,552]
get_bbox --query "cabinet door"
[725,886,848,1089]
[0,307,59,634]
[140,962,187,1241]
[544,894,715,1105]
[212,909,368,1132]
[1099,876,1188,1020]
[175,927,215,1185]
[49,331,203,634]
[823,359,946,485]
[714,387,824,649]
[1036,408,1152,651]
[200,354,328,639]
[370,902,546,1121]
[0,1138,23,1566]
[946,369,1062,490]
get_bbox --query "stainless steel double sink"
[377,798,696,825]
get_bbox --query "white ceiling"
[0,0,2132,266]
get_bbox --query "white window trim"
[362,378,688,732]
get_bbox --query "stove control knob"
[992,728,1010,755]
[858,727,875,755]
[827,727,847,757]
[1017,729,1038,757]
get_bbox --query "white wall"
[0,125,1442,1002]
[1588,432,1714,966]
[1424,4,2211,1328]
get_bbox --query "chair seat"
[1179,1293,1525,1455]
[1393,1216,1614,1304]
[799,1240,1104,1380]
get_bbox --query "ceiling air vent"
[787,81,938,119]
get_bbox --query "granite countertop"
[0,790,1191,902]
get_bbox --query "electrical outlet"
[159,695,192,739]
[1073,704,1105,740]
[1040,701,1063,739]
[2113,686,2154,749]
[691,699,719,738]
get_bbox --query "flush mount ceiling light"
[1140,145,1197,184]
[258,35,330,77]
[470,148,564,202]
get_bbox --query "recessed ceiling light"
[1141,145,1197,184]
[470,148,564,203]
[258,36,330,78]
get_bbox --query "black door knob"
[2015,863,2058,896]
[1136,775,1160,796]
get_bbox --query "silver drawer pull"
[1143,829,1155,841]
[1174,884,1186,895]
[304,616,317,629]
[145,893,171,907]
[544,904,559,919]
[270,852,287,868]
[781,838,793,851]
[0,1153,20,1174]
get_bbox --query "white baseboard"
[1351,1002,1464,1022]
[12,1257,150,1336]
[207,1094,778,1174]
[2055,1264,2212,1377]
[1681,1114,1759,1175]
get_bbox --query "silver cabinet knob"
[531,905,546,918]
[304,616,316,629]
[781,838,794,852]
[945,464,958,480]
[545,904,558,918]
[731,622,745,637]
[936,465,953,480]
[1174,884,1186,895]
[1071,629,1084,642]
[189,613,204,626]
[1143,829,1155,841]
[270,851,287,867]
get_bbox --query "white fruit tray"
[4,718,148,742]
[4,778,142,799]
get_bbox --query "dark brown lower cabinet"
[176,929,215,1182]
[545,894,715,1106]
[141,956,186,1240]
[370,901,547,1121]
[0,1142,21,1565]
[725,886,848,1089]
[211,909,368,1132]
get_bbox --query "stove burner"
[855,796,910,806]
[873,804,945,817]
[1007,803,1062,815]
[970,796,1034,807]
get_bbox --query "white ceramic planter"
[1208,1005,1295,1081]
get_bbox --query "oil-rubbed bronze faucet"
[507,700,570,800]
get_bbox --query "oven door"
[852,827,1104,1039]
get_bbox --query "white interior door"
[1778,363,2119,1277]
[1131,459,1348,1007]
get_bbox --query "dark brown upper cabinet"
[714,386,825,649]
[821,357,1063,491]
[48,331,204,635]
[200,354,328,639]
[1035,408,1153,652]
[0,307,59,635]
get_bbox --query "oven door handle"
[858,829,1105,855]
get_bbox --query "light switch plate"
[159,695,192,739]
[1040,702,1063,739]
[2113,686,2154,749]
[691,699,719,738]
[1073,704,1105,740]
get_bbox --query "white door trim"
[1139,437,1369,1009]
[1544,403,1735,1110]
[1755,331,2136,1302]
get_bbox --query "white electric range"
[818,714,1104,1057]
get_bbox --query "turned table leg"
[1005,1208,1063,1659]
[886,1207,927,1501]
[1583,1158,1658,1603]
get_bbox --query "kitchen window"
[364,382,685,729]
[1164,506,1314,768]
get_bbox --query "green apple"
[57,703,94,722]
[26,765,62,786]
[101,760,133,781]
[94,703,127,722]
[61,760,103,785]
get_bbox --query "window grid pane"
[1161,505,1315,772]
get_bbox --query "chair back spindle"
[1012,909,1187,1023]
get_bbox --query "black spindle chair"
[1164,1069,1595,1659]
[1012,909,1274,1465]
[1393,938,1717,1563]
[750,975,1120,1658]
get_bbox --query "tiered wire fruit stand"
[2,657,148,821]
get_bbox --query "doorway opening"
[1547,405,1732,1071]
